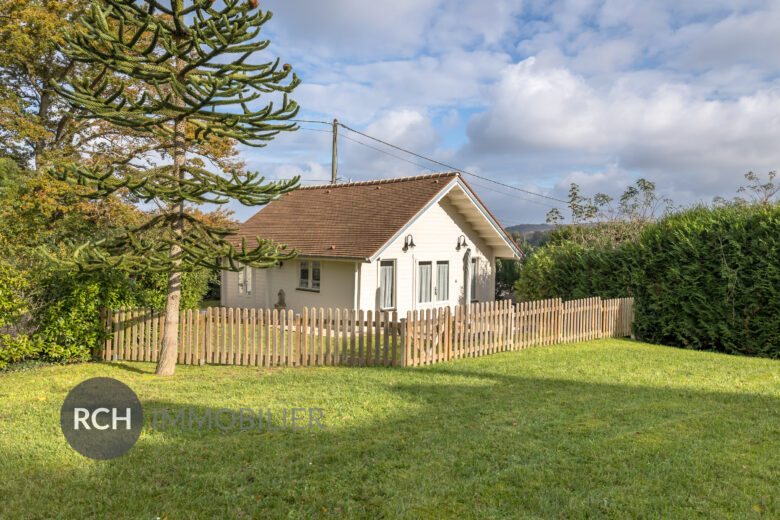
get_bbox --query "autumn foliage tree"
[52,0,301,375]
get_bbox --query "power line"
[287,116,567,204]
[339,133,438,172]
[295,126,332,135]
[466,179,558,208]
[337,122,568,203]
[340,133,556,208]
[289,118,331,125]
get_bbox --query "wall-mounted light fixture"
[456,235,467,250]
[403,234,416,252]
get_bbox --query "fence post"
[399,316,407,367]
[99,309,109,361]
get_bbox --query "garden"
[1,339,778,518]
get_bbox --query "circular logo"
[60,377,143,460]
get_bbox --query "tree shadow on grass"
[2,370,778,519]
[102,361,149,374]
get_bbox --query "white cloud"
[231,0,780,224]
[467,57,780,198]
[294,50,511,124]
[675,3,780,71]
[260,0,440,59]
[364,110,438,149]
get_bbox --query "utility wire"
[295,126,332,134]
[287,117,567,205]
[338,132,556,212]
[467,179,558,208]
[337,122,568,203]
[339,133,438,172]
[289,118,331,125]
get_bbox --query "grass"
[1,339,778,519]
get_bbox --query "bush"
[514,241,638,301]
[1,235,213,367]
[0,160,216,366]
[0,334,41,368]
[632,204,779,357]
[514,204,779,357]
[26,268,213,365]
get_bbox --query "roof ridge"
[294,171,459,190]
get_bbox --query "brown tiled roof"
[230,172,459,259]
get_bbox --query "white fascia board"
[452,178,522,259]
[368,177,521,262]
[368,179,459,262]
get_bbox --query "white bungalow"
[222,172,522,315]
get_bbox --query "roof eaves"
[367,176,459,262]
[454,176,524,257]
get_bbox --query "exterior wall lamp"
[456,235,467,250]
[403,234,416,252]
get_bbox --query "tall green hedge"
[632,204,779,357]
[514,241,637,301]
[514,204,779,357]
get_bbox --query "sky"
[229,0,780,226]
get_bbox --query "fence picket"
[103,298,634,370]
[110,309,119,361]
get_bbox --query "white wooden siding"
[222,259,355,313]
[362,195,495,315]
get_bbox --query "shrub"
[0,334,42,368]
[514,203,779,357]
[1,159,216,366]
[632,204,779,357]
[27,268,213,364]
[514,241,638,301]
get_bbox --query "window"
[380,260,395,309]
[299,261,309,289]
[299,260,321,291]
[418,261,432,303]
[436,261,449,301]
[470,257,478,301]
[238,264,252,295]
[312,261,320,290]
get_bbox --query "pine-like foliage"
[49,0,302,374]
[632,203,779,357]
[50,0,301,274]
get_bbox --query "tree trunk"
[155,266,181,376]
[154,145,185,376]
[155,56,187,376]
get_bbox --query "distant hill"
[505,224,555,248]
[505,223,555,234]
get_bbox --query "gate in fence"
[101,297,634,368]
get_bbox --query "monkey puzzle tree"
[51,0,301,376]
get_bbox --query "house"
[222,172,522,315]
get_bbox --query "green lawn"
[1,339,778,519]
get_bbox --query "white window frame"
[436,261,449,301]
[418,261,433,303]
[237,264,252,295]
[379,259,396,310]
[298,260,321,292]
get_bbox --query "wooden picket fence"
[101,297,634,368]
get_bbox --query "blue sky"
[228,0,780,225]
